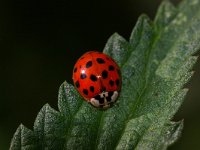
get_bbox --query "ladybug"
[72,51,121,108]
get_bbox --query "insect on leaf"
[10,0,200,149]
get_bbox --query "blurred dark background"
[0,0,200,149]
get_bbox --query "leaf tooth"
[122,15,154,83]
[58,81,83,116]
[33,104,65,149]
[65,105,101,150]
[58,81,69,115]
[175,56,198,81]
[9,124,37,150]
[135,120,184,150]
[160,88,188,121]
[129,14,153,47]
[156,55,198,81]
[103,32,129,67]
[116,115,152,150]
[154,0,177,30]
[178,0,200,13]
[161,121,184,147]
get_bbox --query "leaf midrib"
[63,5,200,149]
[92,17,149,150]
[113,22,157,150]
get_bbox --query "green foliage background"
[0,1,200,149]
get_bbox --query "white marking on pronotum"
[111,91,118,102]
[99,91,108,98]
[89,91,118,108]
[90,98,100,108]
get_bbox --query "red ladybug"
[72,51,121,108]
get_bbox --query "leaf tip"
[129,14,153,45]
[154,0,177,28]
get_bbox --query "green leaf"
[10,0,200,149]
[33,104,66,149]
[9,124,38,150]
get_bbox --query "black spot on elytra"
[81,57,85,59]
[108,65,115,71]
[90,86,94,92]
[116,79,120,86]
[75,81,80,88]
[102,70,108,79]
[96,58,105,64]
[80,73,87,79]
[83,89,88,95]
[86,61,92,68]
[90,74,97,81]
[109,80,114,87]
[74,67,77,73]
